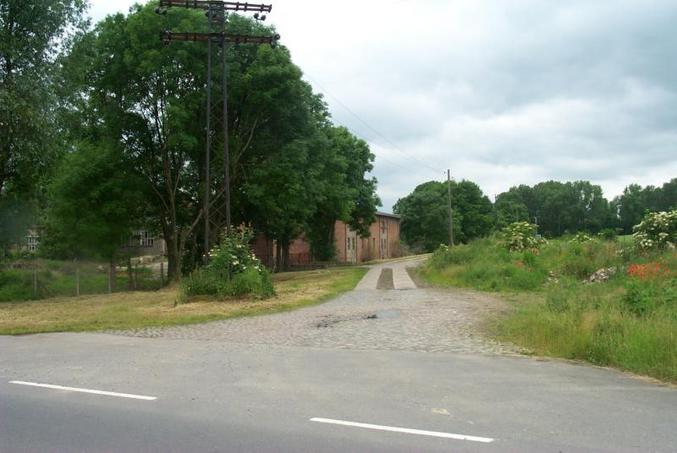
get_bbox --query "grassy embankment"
[0,267,367,335]
[419,236,676,382]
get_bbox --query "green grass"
[0,267,367,335]
[0,260,162,302]
[420,236,677,383]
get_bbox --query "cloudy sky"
[90,0,677,212]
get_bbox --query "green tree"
[612,179,677,234]
[305,126,380,261]
[394,180,492,252]
[73,4,374,277]
[0,0,86,198]
[496,181,612,237]
[494,191,529,229]
[614,184,649,234]
[43,143,146,290]
[394,181,448,252]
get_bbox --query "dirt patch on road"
[376,268,394,290]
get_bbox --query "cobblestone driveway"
[109,260,520,355]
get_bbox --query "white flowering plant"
[207,226,264,277]
[180,226,274,301]
[632,210,677,251]
[570,232,595,244]
[500,221,547,252]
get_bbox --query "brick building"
[252,212,401,267]
[334,212,401,264]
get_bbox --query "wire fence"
[0,258,167,302]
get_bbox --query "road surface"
[1,259,676,452]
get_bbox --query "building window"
[27,235,39,252]
[129,231,154,248]
[141,231,154,247]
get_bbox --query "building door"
[346,229,357,263]
[380,219,388,259]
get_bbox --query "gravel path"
[108,259,521,355]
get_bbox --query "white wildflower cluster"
[500,221,547,252]
[207,226,266,276]
[570,232,594,244]
[632,210,677,251]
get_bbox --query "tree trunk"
[266,238,274,269]
[75,260,80,297]
[275,241,281,273]
[165,232,182,282]
[282,243,290,272]
[127,256,134,290]
[109,254,117,293]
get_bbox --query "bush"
[570,232,594,243]
[428,243,476,268]
[180,227,275,302]
[500,222,546,252]
[632,210,676,251]
[622,272,676,317]
[597,228,617,241]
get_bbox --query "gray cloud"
[91,0,677,211]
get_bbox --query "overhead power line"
[303,73,443,177]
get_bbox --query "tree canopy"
[393,180,493,252]
[37,3,379,275]
[0,0,86,198]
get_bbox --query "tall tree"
[305,126,380,261]
[42,142,146,289]
[0,0,86,198]
[394,180,492,252]
[612,179,677,233]
[73,4,372,277]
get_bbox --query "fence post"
[75,261,80,297]
[133,264,138,291]
[160,261,164,287]
[107,263,112,294]
[32,260,38,299]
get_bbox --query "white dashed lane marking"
[9,381,157,401]
[310,417,494,443]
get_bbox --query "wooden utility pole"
[447,169,454,246]
[157,0,279,264]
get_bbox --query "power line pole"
[156,0,279,263]
[447,169,454,246]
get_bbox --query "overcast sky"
[90,0,677,212]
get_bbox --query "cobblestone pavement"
[107,260,521,355]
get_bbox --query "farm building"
[252,212,402,268]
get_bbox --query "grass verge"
[419,237,677,383]
[0,267,367,335]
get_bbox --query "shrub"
[632,210,676,251]
[180,227,275,301]
[500,222,546,252]
[570,232,594,243]
[428,243,476,268]
[623,275,676,317]
[597,228,617,241]
[207,227,264,278]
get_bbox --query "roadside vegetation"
[0,267,366,335]
[419,211,677,382]
[0,259,162,302]
[179,228,275,302]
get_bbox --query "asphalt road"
[1,261,676,452]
